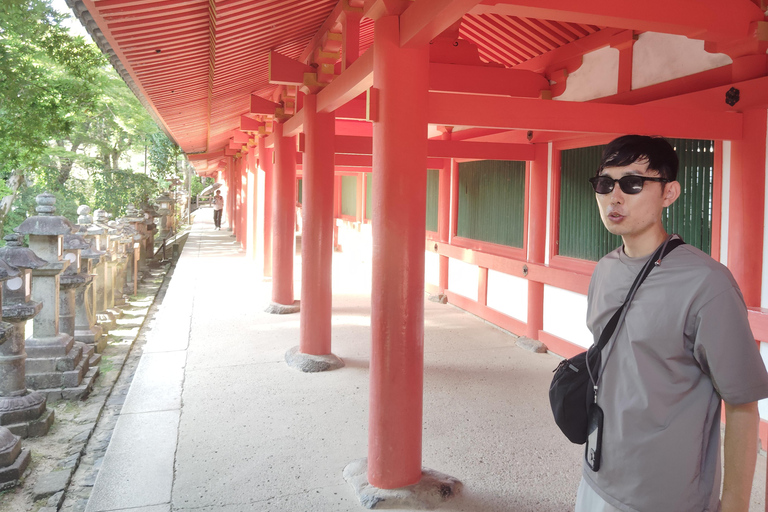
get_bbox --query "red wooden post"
[437,131,451,294]
[299,94,335,355]
[271,123,297,306]
[246,145,257,258]
[227,156,235,231]
[526,143,548,340]
[240,154,248,250]
[727,109,766,308]
[260,137,273,278]
[368,15,429,490]
[355,172,364,226]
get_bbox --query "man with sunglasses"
[576,135,768,512]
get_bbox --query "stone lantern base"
[0,428,30,491]
[0,392,54,438]
[25,336,101,401]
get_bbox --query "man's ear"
[662,180,681,207]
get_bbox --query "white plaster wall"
[555,46,619,102]
[543,285,593,349]
[720,141,731,266]
[632,32,731,90]
[760,342,768,421]
[486,270,528,322]
[448,258,478,301]
[425,250,440,287]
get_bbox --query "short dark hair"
[598,135,679,181]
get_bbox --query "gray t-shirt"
[583,243,768,512]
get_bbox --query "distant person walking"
[212,189,224,230]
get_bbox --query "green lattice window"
[341,176,357,217]
[297,178,302,205]
[426,169,439,232]
[365,173,372,220]
[558,139,714,261]
[457,160,526,248]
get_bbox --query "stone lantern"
[124,205,148,269]
[61,233,94,339]
[107,220,129,309]
[15,193,99,399]
[0,234,54,438]
[140,202,158,262]
[74,206,106,350]
[93,209,118,325]
[155,193,172,239]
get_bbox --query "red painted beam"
[513,27,624,73]
[399,0,483,48]
[187,150,225,161]
[241,116,263,132]
[231,130,249,144]
[471,0,765,43]
[427,93,743,140]
[251,94,280,116]
[429,62,549,98]
[428,139,535,160]
[268,51,314,86]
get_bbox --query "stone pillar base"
[343,458,462,510]
[514,336,548,354]
[264,300,300,314]
[0,391,54,438]
[96,311,116,331]
[0,428,30,491]
[284,346,344,373]
[427,293,447,304]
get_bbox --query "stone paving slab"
[120,351,185,414]
[84,410,180,512]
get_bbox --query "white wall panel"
[486,270,528,322]
[632,32,731,89]
[543,285,593,349]
[555,46,618,102]
[425,250,440,287]
[448,258,478,301]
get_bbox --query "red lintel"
[240,115,263,132]
[427,93,743,140]
[429,62,549,98]
[231,130,249,144]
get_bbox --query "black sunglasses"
[589,175,669,195]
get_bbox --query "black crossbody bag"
[548,236,684,449]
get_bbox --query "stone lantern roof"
[0,234,47,271]
[63,234,91,251]
[15,193,75,236]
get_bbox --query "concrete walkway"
[85,208,766,512]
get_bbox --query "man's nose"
[608,185,624,204]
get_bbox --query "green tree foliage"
[93,169,161,217]
[0,0,189,237]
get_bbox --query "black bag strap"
[586,235,685,390]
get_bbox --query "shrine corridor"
[84,208,766,512]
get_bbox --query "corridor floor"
[84,208,766,512]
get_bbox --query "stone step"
[25,344,84,374]
[5,408,54,439]
[35,365,99,402]
[26,355,88,390]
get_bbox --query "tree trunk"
[0,169,26,236]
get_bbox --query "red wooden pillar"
[260,137,273,278]
[526,144,548,340]
[727,109,766,307]
[241,153,248,249]
[246,145,258,259]
[226,156,235,230]
[437,131,451,294]
[235,156,243,243]
[299,94,335,355]
[368,15,429,490]
[270,122,297,307]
